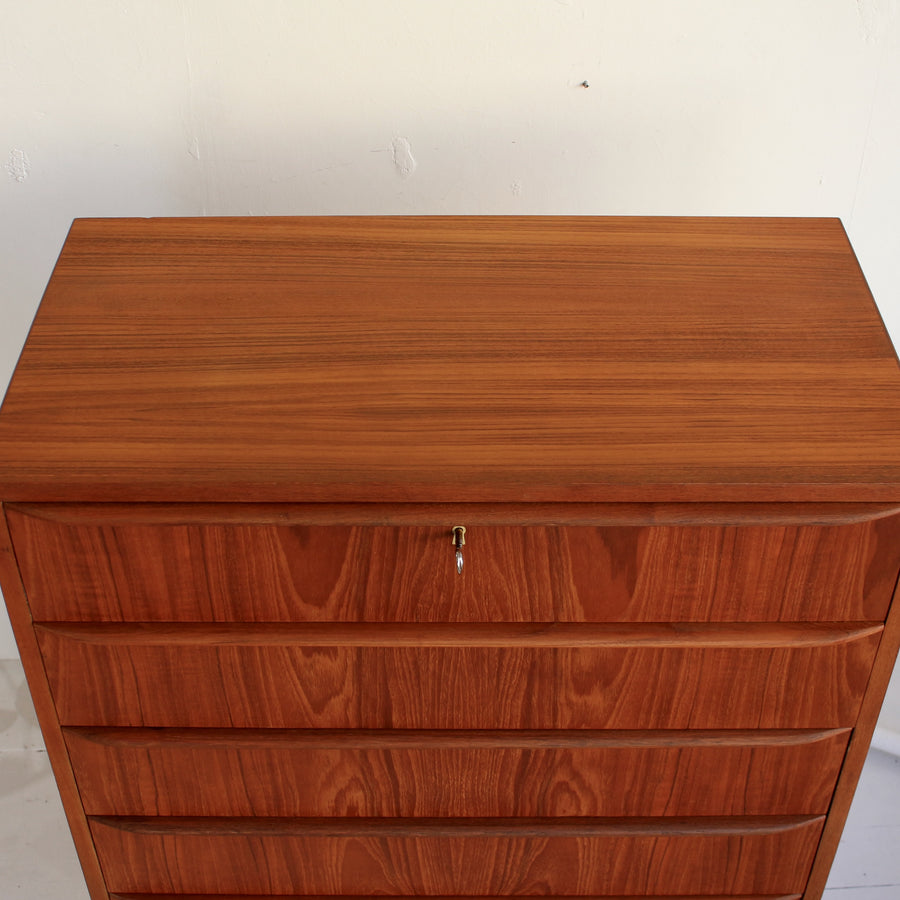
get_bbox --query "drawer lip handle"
[452,525,466,575]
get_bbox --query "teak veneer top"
[1,215,899,503]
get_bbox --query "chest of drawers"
[2,216,900,900]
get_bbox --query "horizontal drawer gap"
[90,814,823,838]
[108,895,804,900]
[65,726,850,750]
[36,621,882,647]
[12,498,900,525]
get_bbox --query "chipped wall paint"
[5,149,30,183]
[856,0,900,42]
[391,137,417,178]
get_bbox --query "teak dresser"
[1,217,900,900]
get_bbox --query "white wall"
[3,0,900,723]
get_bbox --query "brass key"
[452,525,466,575]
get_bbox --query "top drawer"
[9,506,900,622]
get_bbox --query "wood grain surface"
[4,217,900,900]
[36,622,881,729]
[65,726,849,818]
[12,511,900,622]
[1,217,899,503]
[89,814,824,895]
[107,895,804,900]
[0,506,110,900]
[15,499,900,525]
[803,556,900,899]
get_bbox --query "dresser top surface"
[1,215,900,503]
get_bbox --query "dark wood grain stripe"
[92,814,822,836]
[65,725,851,749]
[12,499,900,525]
[35,621,884,647]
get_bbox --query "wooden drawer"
[38,622,880,729]
[89,815,824,895]
[10,508,900,623]
[66,726,849,818]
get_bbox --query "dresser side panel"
[0,504,109,900]
[802,554,900,900]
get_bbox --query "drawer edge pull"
[89,813,825,838]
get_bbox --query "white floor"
[1,658,899,900]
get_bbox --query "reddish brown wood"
[36,623,880,729]
[11,510,900,623]
[0,506,110,900]
[89,814,824,895]
[108,896,804,900]
[1,217,899,503]
[803,566,900,899]
[35,620,881,647]
[11,499,900,525]
[65,726,849,818]
[3,219,900,900]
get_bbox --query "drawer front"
[106,896,804,900]
[38,623,880,729]
[11,509,900,622]
[89,815,824,896]
[66,726,849,818]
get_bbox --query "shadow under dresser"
[1,215,900,900]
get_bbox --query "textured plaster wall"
[2,0,900,724]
